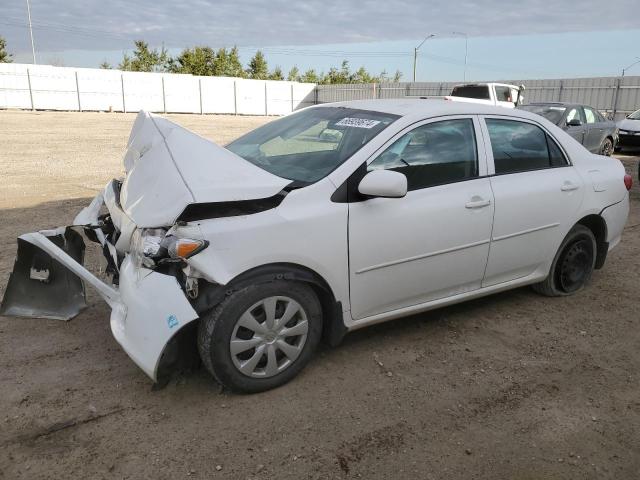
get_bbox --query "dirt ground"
[1,110,639,480]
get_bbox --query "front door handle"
[561,182,580,192]
[465,198,491,209]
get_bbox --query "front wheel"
[197,280,323,393]
[532,225,596,297]
[600,137,613,156]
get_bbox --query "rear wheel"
[600,137,613,156]
[197,280,322,393]
[532,225,596,297]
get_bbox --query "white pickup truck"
[444,83,525,108]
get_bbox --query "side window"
[494,86,513,103]
[547,136,569,167]
[584,107,597,124]
[566,108,581,124]
[486,119,568,174]
[368,119,478,191]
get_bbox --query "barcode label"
[335,118,381,129]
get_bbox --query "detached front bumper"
[0,188,199,382]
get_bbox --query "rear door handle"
[465,199,491,209]
[561,182,579,192]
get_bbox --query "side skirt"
[347,270,546,331]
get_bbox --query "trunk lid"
[120,111,290,227]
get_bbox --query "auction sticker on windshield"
[335,118,381,128]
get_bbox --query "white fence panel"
[122,71,164,112]
[1,63,317,115]
[293,83,316,109]
[200,76,237,114]
[266,81,293,115]
[163,74,200,113]
[29,65,78,111]
[0,63,31,109]
[77,68,124,112]
[236,79,267,115]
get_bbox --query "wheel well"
[195,263,347,346]
[576,214,608,269]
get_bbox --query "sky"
[1,0,639,81]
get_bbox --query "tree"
[269,66,284,81]
[99,61,112,69]
[0,36,13,63]
[169,46,216,75]
[247,50,268,79]
[322,60,352,84]
[393,69,403,82]
[351,66,376,84]
[226,46,245,78]
[300,68,320,84]
[287,66,300,82]
[213,47,229,75]
[119,41,170,72]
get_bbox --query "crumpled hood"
[617,118,640,132]
[120,111,290,228]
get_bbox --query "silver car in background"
[616,108,640,151]
[518,102,618,156]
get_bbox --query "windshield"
[518,105,566,125]
[226,107,399,183]
[628,109,640,120]
[450,85,490,100]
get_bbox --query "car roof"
[317,99,543,122]
[523,102,581,108]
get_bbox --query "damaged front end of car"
[0,110,291,384]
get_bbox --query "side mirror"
[358,170,407,198]
[567,118,582,127]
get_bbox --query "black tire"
[600,137,613,156]
[197,280,322,393]
[532,225,597,297]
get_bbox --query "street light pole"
[452,32,468,82]
[26,0,36,64]
[622,57,640,77]
[413,34,436,82]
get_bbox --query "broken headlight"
[130,228,208,269]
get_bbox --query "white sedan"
[1,100,631,393]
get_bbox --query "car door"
[564,107,587,145]
[583,106,606,152]
[481,117,584,287]
[347,116,494,320]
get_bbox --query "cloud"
[2,0,639,53]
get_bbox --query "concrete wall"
[0,63,316,115]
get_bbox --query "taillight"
[624,174,632,191]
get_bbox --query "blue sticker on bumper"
[167,314,179,329]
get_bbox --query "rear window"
[451,85,490,100]
[518,105,566,125]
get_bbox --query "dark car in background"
[616,108,640,151]
[518,102,618,156]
